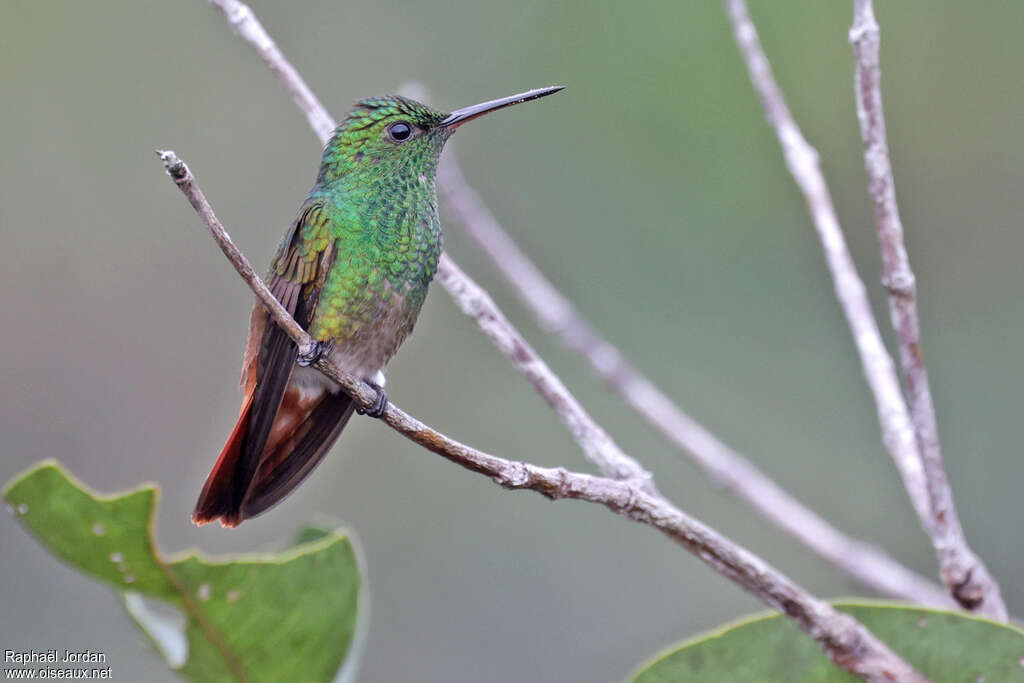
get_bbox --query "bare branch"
[848,0,1006,619]
[158,149,928,682]
[724,0,932,527]
[723,0,1007,619]
[437,155,952,608]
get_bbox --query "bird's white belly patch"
[290,364,385,395]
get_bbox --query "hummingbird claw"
[357,382,388,419]
[297,340,329,367]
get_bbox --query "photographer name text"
[5,650,106,665]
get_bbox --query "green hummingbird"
[194,86,563,527]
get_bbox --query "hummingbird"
[193,86,563,527]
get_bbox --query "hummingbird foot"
[357,381,388,418]
[297,340,332,367]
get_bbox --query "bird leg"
[296,339,332,367]
[356,379,388,418]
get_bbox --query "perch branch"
[848,0,1006,619]
[210,0,950,609]
[158,149,928,683]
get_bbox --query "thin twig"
[208,0,650,489]
[158,149,928,682]
[722,0,1000,617]
[848,0,1006,619]
[723,0,929,530]
[437,154,952,608]
[209,0,950,609]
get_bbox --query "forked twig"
[724,0,1004,618]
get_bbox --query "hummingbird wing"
[194,200,354,527]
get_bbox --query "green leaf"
[4,460,364,683]
[629,601,1024,683]
[3,459,177,598]
[291,524,335,548]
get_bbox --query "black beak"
[440,86,564,129]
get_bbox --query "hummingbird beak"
[440,86,564,130]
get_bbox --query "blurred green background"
[2,1,1022,681]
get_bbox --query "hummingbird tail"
[192,391,256,527]
[193,379,356,527]
[238,386,356,521]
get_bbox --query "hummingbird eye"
[387,121,413,142]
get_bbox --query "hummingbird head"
[316,87,564,188]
